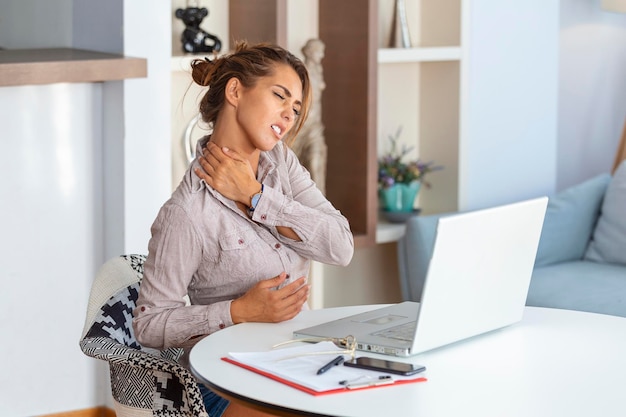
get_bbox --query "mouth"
[271,124,283,137]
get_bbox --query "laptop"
[294,197,548,356]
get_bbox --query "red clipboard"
[222,356,427,396]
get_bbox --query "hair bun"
[191,57,218,87]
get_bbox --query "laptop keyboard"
[371,321,416,342]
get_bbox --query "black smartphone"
[344,357,426,376]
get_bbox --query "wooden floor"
[40,407,115,417]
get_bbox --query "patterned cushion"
[86,283,141,349]
[80,255,207,417]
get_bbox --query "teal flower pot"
[379,182,421,212]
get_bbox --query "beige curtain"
[613,118,626,174]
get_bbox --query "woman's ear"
[225,77,241,107]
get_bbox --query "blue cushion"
[585,160,626,265]
[527,261,626,317]
[534,174,611,267]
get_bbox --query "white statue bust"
[292,39,328,195]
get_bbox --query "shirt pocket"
[217,228,269,281]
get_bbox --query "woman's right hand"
[230,272,309,324]
[196,142,260,206]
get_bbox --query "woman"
[133,41,354,417]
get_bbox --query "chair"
[79,254,208,417]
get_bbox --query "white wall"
[559,0,626,189]
[120,1,172,254]
[459,0,559,210]
[0,1,171,416]
[0,83,106,417]
[0,0,73,48]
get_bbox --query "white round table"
[190,305,626,417]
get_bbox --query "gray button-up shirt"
[133,138,354,359]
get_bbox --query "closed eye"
[274,91,301,117]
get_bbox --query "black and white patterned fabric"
[80,254,208,417]
[86,282,141,348]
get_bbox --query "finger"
[194,155,216,182]
[257,272,288,289]
[205,155,222,174]
[195,155,211,173]
[282,286,310,317]
[194,167,211,184]
[292,283,310,302]
[274,285,309,314]
[197,154,215,173]
[202,152,229,182]
[278,277,307,295]
[202,142,223,162]
[269,285,309,322]
[221,146,245,162]
[205,142,225,162]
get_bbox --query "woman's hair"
[190,41,311,146]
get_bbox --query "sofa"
[397,160,626,318]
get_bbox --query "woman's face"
[235,63,303,152]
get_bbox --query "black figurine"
[175,6,222,54]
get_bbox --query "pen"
[317,355,345,375]
[339,375,392,385]
[346,377,395,390]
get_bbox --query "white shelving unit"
[313,0,466,307]
[374,46,460,244]
[378,46,461,63]
[374,1,462,244]
[376,221,407,244]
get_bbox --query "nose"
[281,106,293,124]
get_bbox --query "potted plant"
[378,127,442,216]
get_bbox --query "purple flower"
[377,127,443,190]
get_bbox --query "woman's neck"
[209,127,261,174]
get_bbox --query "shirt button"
[140,306,146,312]
[261,214,267,220]
[238,239,244,245]
[219,323,226,329]
[275,243,281,249]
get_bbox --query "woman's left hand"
[195,142,260,205]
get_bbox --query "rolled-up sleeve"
[250,147,354,266]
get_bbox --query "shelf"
[378,46,461,63]
[0,48,147,87]
[376,222,406,244]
